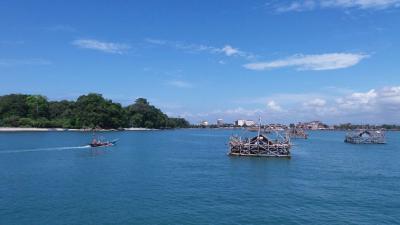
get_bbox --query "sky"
[1,0,400,124]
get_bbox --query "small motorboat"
[89,138,118,148]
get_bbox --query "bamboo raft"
[229,134,291,158]
[344,130,385,144]
[286,127,308,139]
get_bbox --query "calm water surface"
[0,129,399,225]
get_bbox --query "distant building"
[245,120,256,127]
[297,121,327,130]
[235,119,246,127]
[217,119,224,126]
[200,121,209,126]
[235,119,256,127]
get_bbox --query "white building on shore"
[235,119,246,126]
[235,119,256,127]
[245,120,256,126]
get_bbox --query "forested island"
[0,93,189,129]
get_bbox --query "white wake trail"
[0,145,91,154]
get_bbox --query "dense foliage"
[333,123,400,130]
[0,93,189,129]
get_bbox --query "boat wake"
[0,145,91,154]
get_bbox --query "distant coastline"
[0,127,157,132]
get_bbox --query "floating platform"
[229,134,291,158]
[286,127,308,139]
[228,152,291,158]
[344,130,385,144]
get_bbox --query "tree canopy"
[0,93,189,129]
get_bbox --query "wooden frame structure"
[286,127,308,139]
[229,134,291,157]
[344,130,385,144]
[229,117,292,158]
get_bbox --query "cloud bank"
[172,86,400,124]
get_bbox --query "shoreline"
[1,127,399,132]
[0,127,157,132]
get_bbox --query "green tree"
[73,93,126,129]
[26,95,49,119]
[0,94,29,118]
[126,98,168,128]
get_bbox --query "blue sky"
[1,0,400,124]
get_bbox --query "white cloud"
[243,53,368,71]
[145,38,219,53]
[220,45,255,59]
[166,80,193,88]
[335,87,400,112]
[276,0,317,12]
[0,58,51,66]
[302,87,400,122]
[221,45,240,56]
[304,98,327,107]
[322,0,400,9]
[267,100,283,111]
[225,107,264,116]
[275,0,400,12]
[145,38,254,59]
[379,86,400,105]
[72,39,130,54]
[336,89,377,111]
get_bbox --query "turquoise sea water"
[0,129,399,225]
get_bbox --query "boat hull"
[89,139,118,148]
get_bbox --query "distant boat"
[89,137,118,147]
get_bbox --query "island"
[0,93,190,130]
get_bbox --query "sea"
[0,129,399,225]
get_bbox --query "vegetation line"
[0,93,189,129]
